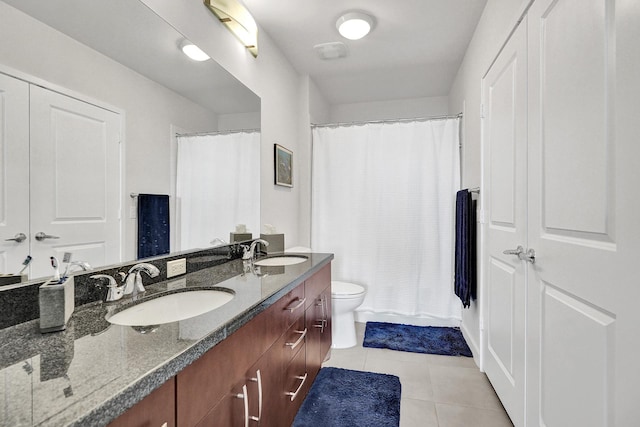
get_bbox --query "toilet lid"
[331,281,365,296]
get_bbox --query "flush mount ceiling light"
[179,40,211,61]
[204,0,258,57]
[336,12,374,40]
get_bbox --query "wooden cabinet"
[113,262,331,427]
[108,377,175,427]
[305,267,332,387]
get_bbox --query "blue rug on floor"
[363,322,472,357]
[292,367,401,427]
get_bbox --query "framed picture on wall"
[274,144,293,187]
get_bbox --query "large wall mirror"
[0,0,261,283]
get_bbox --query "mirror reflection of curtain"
[176,131,260,251]
[312,119,461,324]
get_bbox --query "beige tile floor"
[322,323,513,427]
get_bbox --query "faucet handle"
[90,274,123,302]
[241,245,252,260]
[90,274,117,288]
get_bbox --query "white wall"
[329,96,449,124]
[0,2,220,262]
[448,0,531,364]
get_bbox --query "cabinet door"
[304,264,331,309]
[0,73,29,277]
[305,295,324,383]
[108,377,175,427]
[319,289,332,360]
[246,346,282,427]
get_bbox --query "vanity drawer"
[272,282,305,332]
[283,343,308,424]
[280,315,307,365]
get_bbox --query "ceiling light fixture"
[336,12,374,40]
[180,40,211,61]
[204,0,259,57]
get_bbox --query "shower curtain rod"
[176,128,260,138]
[310,113,462,129]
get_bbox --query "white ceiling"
[243,0,488,105]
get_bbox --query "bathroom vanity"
[0,253,332,427]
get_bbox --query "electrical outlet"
[166,258,186,278]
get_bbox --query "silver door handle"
[35,232,60,241]
[5,233,27,243]
[503,246,535,264]
[503,246,524,256]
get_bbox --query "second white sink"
[106,288,234,326]
[254,255,308,266]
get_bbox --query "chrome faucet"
[242,239,269,261]
[62,261,92,279]
[122,263,160,297]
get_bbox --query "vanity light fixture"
[204,0,258,57]
[179,40,211,61]
[336,12,374,40]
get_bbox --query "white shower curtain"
[176,131,260,251]
[312,119,461,325]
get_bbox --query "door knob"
[521,248,535,264]
[35,232,60,241]
[5,233,27,243]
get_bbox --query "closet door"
[481,19,528,427]
[29,86,121,278]
[528,0,639,426]
[0,73,29,277]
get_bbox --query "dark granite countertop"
[0,253,333,427]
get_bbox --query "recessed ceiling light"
[180,40,210,61]
[336,12,374,40]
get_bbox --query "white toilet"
[285,247,367,349]
[331,280,366,349]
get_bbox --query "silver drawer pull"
[249,370,262,422]
[286,373,308,402]
[286,329,307,350]
[236,384,250,427]
[284,297,306,312]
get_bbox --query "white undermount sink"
[253,255,308,266]
[106,288,234,326]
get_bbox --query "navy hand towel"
[454,189,477,308]
[137,194,170,259]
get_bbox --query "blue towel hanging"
[454,189,477,308]
[137,194,170,259]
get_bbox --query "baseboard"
[354,310,461,328]
[460,321,482,369]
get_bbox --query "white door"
[481,19,527,426]
[527,0,640,426]
[0,73,29,277]
[29,86,121,278]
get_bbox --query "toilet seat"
[331,281,365,299]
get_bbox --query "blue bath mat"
[292,367,401,427]
[363,322,472,357]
